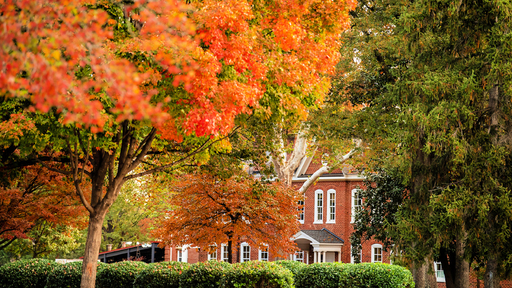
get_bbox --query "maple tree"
[1,0,356,287]
[0,165,86,253]
[153,159,301,263]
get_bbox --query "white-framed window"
[351,189,362,223]
[240,243,250,262]
[294,251,304,262]
[314,190,323,223]
[177,247,188,263]
[298,199,305,224]
[259,249,269,261]
[435,262,446,282]
[327,189,336,223]
[208,247,217,261]
[371,244,382,263]
[221,244,229,262]
[350,245,362,264]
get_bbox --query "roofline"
[321,228,345,243]
[292,175,364,182]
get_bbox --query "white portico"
[292,228,344,263]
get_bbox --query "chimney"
[106,244,113,251]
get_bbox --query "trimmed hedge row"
[0,259,415,288]
[295,262,415,288]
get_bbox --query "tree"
[153,161,301,263]
[330,0,512,287]
[1,0,358,287]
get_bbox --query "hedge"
[133,261,191,288]
[96,261,148,288]
[295,262,344,288]
[0,258,58,288]
[220,261,294,288]
[339,263,414,288]
[273,260,307,277]
[180,260,231,288]
[295,262,415,288]
[45,261,90,288]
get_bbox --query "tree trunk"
[484,252,501,288]
[454,237,470,288]
[80,212,107,288]
[412,259,438,288]
[227,240,233,263]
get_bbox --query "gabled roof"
[300,228,344,244]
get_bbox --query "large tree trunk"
[412,260,437,288]
[484,253,500,288]
[454,237,470,288]
[81,211,107,288]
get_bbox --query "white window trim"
[326,189,336,223]
[208,246,217,261]
[294,251,304,262]
[258,249,269,261]
[371,244,382,263]
[351,189,362,223]
[350,245,362,264]
[240,242,250,262]
[221,244,229,262]
[314,189,323,224]
[177,246,188,263]
[435,262,446,283]
[298,199,305,224]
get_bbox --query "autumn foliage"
[153,173,301,259]
[0,165,86,249]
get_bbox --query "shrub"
[96,261,148,288]
[44,261,105,288]
[220,261,294,288]
[339,263,414,288]
[273,260,306,277]
[295,262,344,288]
[180,260,230,288]
[0,258,58,288]
[295,263,415,288]
[133,261,190,288]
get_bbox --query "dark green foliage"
[339,263,414,288]
[295,263,414,288]
[294,263,344,288]
[179,260,230,288]
[273,260,306,278]
[45,262,105,288]
[133,261,190,288]
[0,259,58,288]
[219,261,294,288]
[350,170,407,261]
[96,261,148,288]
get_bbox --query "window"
[314,190,323,223]
[371,244,382,263]
[351,189,362,223]
[327,189,336,223]
[240,243,250,262]
[259,249,269,261]
[221,244,229,262]
[295,251,304,262]
[177,249,182,262]
[298,199,305,224]
[435,262,446,282]
[208,248,217,261]
[350,245,362,264]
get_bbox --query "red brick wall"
[294,179,390,264]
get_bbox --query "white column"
[322,251,325,263]
[306,251,309,264]
[314,251,317,263]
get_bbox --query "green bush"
[96,261,148,288]
[339,263,414,288]
[0,258,58,288]
[133,261,190,288]
[180,260,230,288]
[295,263,415,288]
[295,262,344,288]
[220,261,294,288]
[273,260,307,277]
[44,261,105,288]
